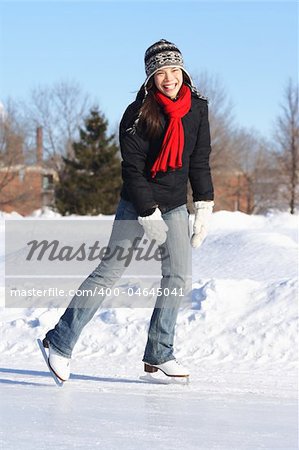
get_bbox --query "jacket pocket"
[151,170,176,187]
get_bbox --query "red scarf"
[151,84,191,178]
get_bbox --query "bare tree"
[187,72,242,211]
[0,118,21,193]
[194,71,236,171]
[0,104,34,207]
[229,127,279,214]
[21,79,93,171]
[274,78,299,214]
[191,73,298,214]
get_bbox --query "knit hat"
[144,39,195,88]
[125,39,208,135]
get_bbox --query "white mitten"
[138,208,168,246]
[191,200,214,249]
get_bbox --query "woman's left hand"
[191,201,214,248]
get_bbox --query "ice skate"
[37,338,70,386]
[144,359,190,377]
[140,359,190,384]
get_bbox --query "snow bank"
[0,208,297,375]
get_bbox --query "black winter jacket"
[119,91,214,216]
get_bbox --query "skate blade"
[140,373,190,385]
[37,339,64,387]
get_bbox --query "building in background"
[0,127,58,216]
[212,169,254,214]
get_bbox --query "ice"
[0,208,298,449]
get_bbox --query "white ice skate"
[140,359,190,384]
[144,359,190,377]
[37,338,70,386]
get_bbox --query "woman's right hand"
[138,208,168,246]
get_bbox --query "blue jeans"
[45,198,190,365]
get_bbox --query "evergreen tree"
[54,108,122,215]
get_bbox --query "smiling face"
[153,66,183,99]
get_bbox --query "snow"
[0,207,298,449]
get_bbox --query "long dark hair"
[137,71,191,140]
[137,78,162,140]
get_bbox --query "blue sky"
[0,1,297,139]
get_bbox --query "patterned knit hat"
[125,39,208,135]
[144,39,195,88]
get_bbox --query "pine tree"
[54,108,122,215]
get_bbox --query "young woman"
[41,39,214,381]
